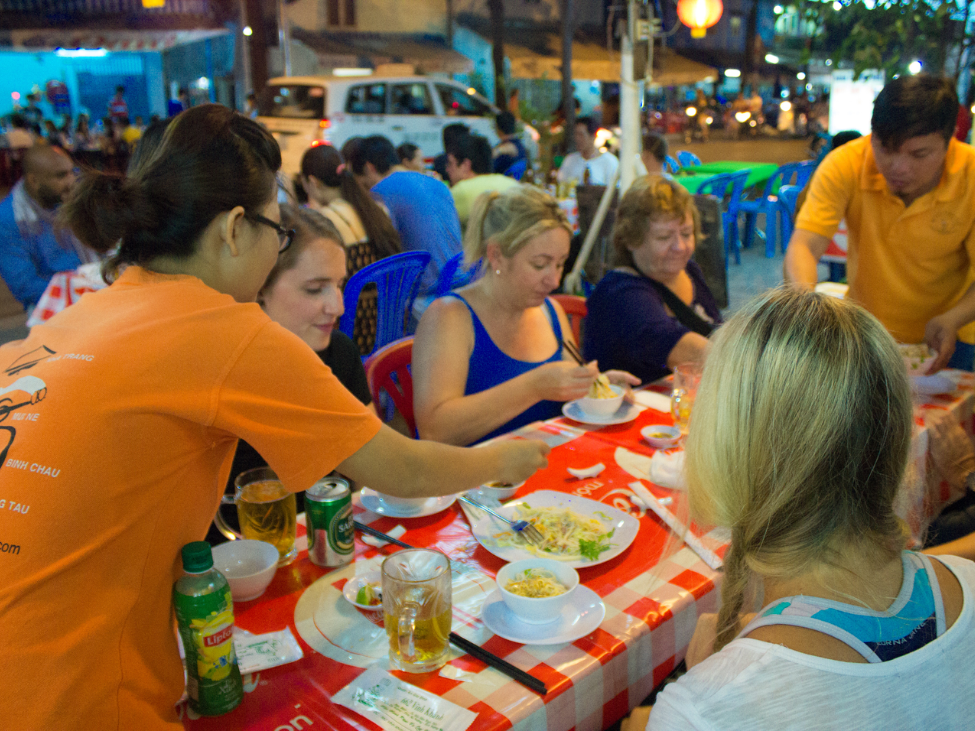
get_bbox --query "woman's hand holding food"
[532,360,599,402]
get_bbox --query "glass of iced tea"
[233,467,298,566]
[381,548,452,673]
[671,362,702,435]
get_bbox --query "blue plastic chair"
[433,252,483,297]
[677,150,702,167]
[776,184,802,249]
[738,160,816,257]
[697,169,751,267]
[664,155,681,174]
[339,251,431,360]
[503,158,528,180]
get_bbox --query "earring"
[495,269,501,275]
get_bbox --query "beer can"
[306,477,354,567]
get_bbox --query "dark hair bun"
[61,104,281,275]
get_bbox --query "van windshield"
[259,85,325,119]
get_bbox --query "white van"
[258,74,501,175]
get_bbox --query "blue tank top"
[452,294,565,443]
[739,551,946,663]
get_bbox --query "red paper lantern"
[677,0,724,38]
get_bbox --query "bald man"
[0,144,96,309]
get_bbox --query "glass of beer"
[381,548,452,673]
[671,362,702,435]
[233,467,297,566]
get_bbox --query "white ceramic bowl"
[577,385,624,418]
[375,492,428,511]
[898,342,936,377]
[641,425,681,449]
[479,481,525,501]
[496,559,579,625]
[212,539,279,602]
[342,570,384,611]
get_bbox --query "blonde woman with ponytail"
[413,185,638,446]
[640,288,975,730]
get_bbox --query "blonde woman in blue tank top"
[412,185,639,446]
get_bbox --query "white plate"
[469,490,640,568]
[481,586,605,645]
[912,373,955,395]
[562,399,640,426]
[342,571,383,611]
[359,489,457,518]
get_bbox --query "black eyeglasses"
[247,212,295,253]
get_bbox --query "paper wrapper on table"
[648,451,686,490]
[233,627,303,674]
[333,666,477,731]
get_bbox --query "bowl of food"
[212,539,279,602]
[342,570,383,611]
[641,425,681,449]
[495,558,579,625]
[899,342,936,377]
[577,376,624,418]
[480,481,525,501]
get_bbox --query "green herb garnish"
[578,528,615,561]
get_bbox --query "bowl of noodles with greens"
[577,375,623,417]
[496,558,579,624]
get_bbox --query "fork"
[459,495,546,548]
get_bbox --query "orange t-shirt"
[795,135,975,344]
[0,267,381,729]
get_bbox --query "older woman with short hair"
[583,175,721,384]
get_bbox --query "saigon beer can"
[306,477,354,567]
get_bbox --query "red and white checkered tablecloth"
[26,268,107,327]
[179,376,973,730]
[181,397,721,731]
[902,370,975,543]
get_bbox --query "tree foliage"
[799,0,972,78]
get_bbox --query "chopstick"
[561,338,585,366]
[351,521,549,696]
[448,631,547,695]
[354,520,413,549]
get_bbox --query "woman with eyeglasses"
[0,105,549,730]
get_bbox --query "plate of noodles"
[468,490,640,568]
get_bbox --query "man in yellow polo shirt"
[785,75,975,372]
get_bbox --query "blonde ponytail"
[685,288,912,653]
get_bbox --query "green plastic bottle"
[173,541,244,716]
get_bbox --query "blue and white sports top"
[738,551,946,663]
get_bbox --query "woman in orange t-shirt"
[0,104,549,730]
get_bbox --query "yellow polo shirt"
[796,135,975,344]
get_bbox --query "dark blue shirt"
[583,261,721,384]
[493,137,527,175]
